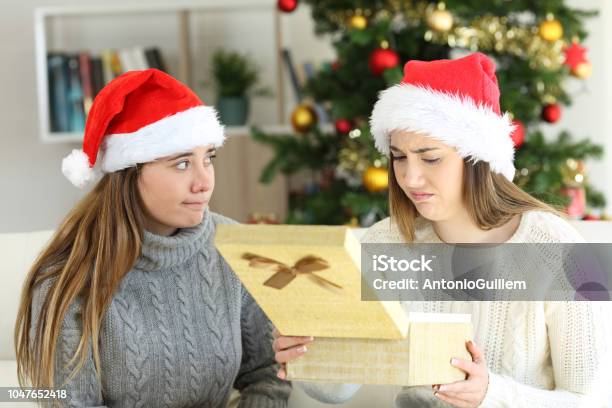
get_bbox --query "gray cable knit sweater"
[30,210,291,408]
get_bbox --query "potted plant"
[210,50,269,126]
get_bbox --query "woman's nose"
[191,163,214,193]
[404,161,425,188]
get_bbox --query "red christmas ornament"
[563,42,588,70]
[542,104,562,123]
[277,0,298,13]
[510,119,525,148]
[331,61,340,71]
[368,48,400,76]
[335,119,352,134]
[582,214,600,221]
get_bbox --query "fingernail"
[438,385,446,392]
[277,371,284,379]
[451,358,458,365]
[433,391,438,397]
[467,340,473,346]
[298,345,307,353]
[304,336,314,341]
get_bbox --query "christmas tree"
[253,0,606,226]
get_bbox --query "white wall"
[0,0,609,233]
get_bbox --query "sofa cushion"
[0,231,54,360]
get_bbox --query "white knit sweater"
[299,210,612,407]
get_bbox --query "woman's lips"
[409,192,434,202]
[182,201,207,210]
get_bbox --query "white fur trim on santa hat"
[62,149,96,188]
[100,105,225,173]
[370,84,516,181]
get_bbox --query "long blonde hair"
[389,157,565,242]
[14,165,145,389]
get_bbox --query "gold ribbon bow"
[241,252,342,290]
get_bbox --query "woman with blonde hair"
[14,69,290,407]
[272,53,611,407]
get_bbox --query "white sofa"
[1,222,611,407]
[1,231,54,408]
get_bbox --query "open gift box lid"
[214,224,409,339]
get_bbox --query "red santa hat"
[62,68,225,188]
[369,52,516,181]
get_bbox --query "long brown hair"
[389,157,565,242]
[14,165,145,389]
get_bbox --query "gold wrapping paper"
[284,315,472,386]
[214,224,409,339]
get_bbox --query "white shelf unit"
[34,2,287,144]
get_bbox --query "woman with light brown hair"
[272,53,611,407]
[14,69,290,407]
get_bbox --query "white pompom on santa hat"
[62,68,225,188]
[369,52,516,181]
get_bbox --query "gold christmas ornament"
[427,4,454,33]
[539,18,563,42]
[348,14,368,30]
[362,167,389,193]
[291,104,317,133]
[572,61,592,79]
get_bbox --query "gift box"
[214,224,472,386]
[286,312,472,386]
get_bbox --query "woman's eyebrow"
[164,148,216,161]
[389,145,440,154]
[167,152,194,161]
[410,147,440,153]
